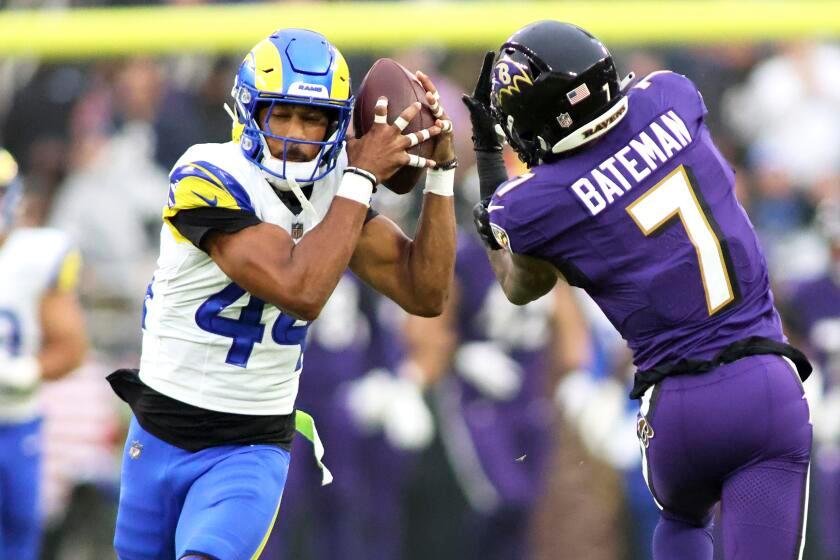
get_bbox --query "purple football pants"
[637,355,812,560]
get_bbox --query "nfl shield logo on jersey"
[557,113,573,128]
[291,222,304,240]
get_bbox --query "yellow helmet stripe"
[251,38,284,94]
[330,50,351,100]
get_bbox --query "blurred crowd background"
[1,1,839,559]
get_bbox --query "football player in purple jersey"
[400,229,554,560]
[785,200,840,559]
[464,21,814,560]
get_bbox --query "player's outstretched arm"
[350,74,456,318]
[205,98,440,322]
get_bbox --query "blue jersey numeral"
[141,276,155,330]
[195,283,309,368]
[272,314,309,370]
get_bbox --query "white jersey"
[0,228,76,422]
[140,141,347,415]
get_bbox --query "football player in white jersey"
[0,148,87,560]
[108,28,456,560]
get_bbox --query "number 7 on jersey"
[626,165,736,315]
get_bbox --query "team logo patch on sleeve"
[490,223,511,251]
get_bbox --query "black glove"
[473,197,502,251]
[461,51,502,153]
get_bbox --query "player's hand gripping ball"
[353,59,454,194]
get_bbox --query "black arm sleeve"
[168,207,262,252]
[476,150,510,200]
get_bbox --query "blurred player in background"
[263,273,428,560]
[107,28,456,560]
[401,228,554,560]
[0,148,87,560]
[785,199,840,559]
[466,20,813,560]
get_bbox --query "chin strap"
[287,176,321,223]
[223,103,245,143]
[225,101,324,224]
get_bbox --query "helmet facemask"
[233,82,353,190]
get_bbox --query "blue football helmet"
[0,149,21,233]
[230,29,353,187]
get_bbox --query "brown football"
[353,58,435,194]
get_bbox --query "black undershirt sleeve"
[476,150,510,200]
[168,207,262,252]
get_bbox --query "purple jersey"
[489,70,784,372]
[449,231,552,508]
[789,274,840,379]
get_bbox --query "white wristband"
[422,168,455,197]
[0,355,41,392]
[336,171,374,207]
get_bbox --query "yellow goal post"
[0,1,837,60]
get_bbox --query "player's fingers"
[393,101,421,132]
[403,129,430,149]
[415,70,439,97]
[402,124,441,148]
[436,118,454,134]
[404,153,436,169]
[474,51,496,102]
[425,91,446,119]
[417,72,447,120]
[373,97,389,126]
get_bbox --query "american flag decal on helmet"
[566,83,591,106]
